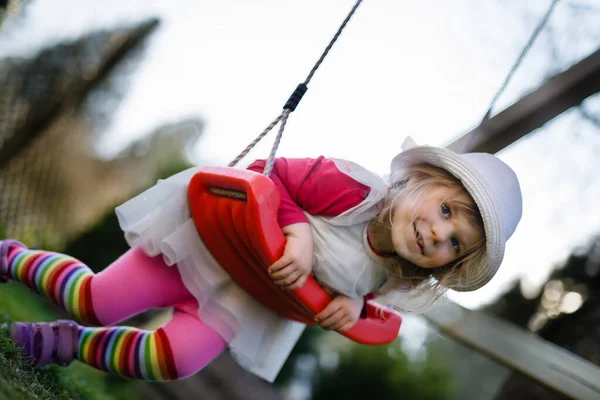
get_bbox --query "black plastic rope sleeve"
[284,84,308,112]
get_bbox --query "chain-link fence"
[0,18,201,249]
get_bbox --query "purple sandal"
[9,320,79,367]
[0,240,26,283]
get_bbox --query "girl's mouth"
[413,223,424,255]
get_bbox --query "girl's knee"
[162,311,228,378]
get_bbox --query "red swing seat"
[188,166,402,345]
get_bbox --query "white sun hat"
[390,137,523,292]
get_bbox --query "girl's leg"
[78,301,227,380]
[2,242,194,326]
[91,246,195,325]
[10,300,228,380]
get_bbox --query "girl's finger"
[319,309,345,329]
[269,263,295,280]
[336,320,355,333]
[327,313,349,330]
[285,274,308,291]
[268,256,292,274]
[274,270,302,287]
[315,301,340,322]
[330,315,351,331]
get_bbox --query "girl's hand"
[268,223,313,291]
[315,295,363,332]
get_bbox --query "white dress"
[114,160,392,382]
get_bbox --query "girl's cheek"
[432,251,452,268]
[441,248,452,262]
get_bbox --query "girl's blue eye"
[441,203,451,218]
[451,237,461,253]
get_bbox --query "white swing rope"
[464,0,561,152]
[228,0,561,165]
[228,0,364,177]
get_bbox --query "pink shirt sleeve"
[247,156,371,227]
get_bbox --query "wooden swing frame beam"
[425,47,600,400]
[447,47,600,153]
[424,302,600,400]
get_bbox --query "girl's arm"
[247,157,371,292]
[247,156,370,226]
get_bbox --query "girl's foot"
[0,240,25,283]
[9,320,79,367]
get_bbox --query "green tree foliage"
[486,235,599,337]
[311,339,454,400]
[62,212,129,273]
[276,326,325,385]
[62,159,193,272]
[488,235,600,399]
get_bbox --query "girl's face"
[391,186,484,269]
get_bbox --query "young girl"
[0,137,522,382]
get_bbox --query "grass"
[0,284,139,400]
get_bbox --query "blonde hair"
[377,162,486,312]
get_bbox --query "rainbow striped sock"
[6,245,100,325]
[78,325,179,380]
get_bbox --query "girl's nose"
[431,221,453,244]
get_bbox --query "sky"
[1,0,599,309]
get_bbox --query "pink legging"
[90,246,228,378]
[5,243,227,380]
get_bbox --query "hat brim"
[391,147,505,291]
